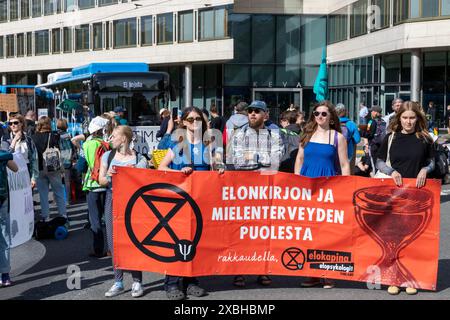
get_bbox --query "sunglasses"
[184,116,203,123]
[313,111,329,117]
[9,121,20,126]
[247,108,262,114]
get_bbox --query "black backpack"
[431,143,449,180]
[34,217,68,240]
[370,118,387,146]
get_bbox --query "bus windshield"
[35,63,171,126]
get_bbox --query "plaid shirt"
[229,126,284,171]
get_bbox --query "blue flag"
[313,48,328,102]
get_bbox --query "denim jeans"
[87,191,106,255]
[36,171,67,220]
[0,200,11,274]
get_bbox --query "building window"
[178,11,193,42]
[44,0,55,15]
[302,16,327,66]
[106,21,110,49]
[17,33,25,57]
[0,0,6,23]
[64,0,76,11]
[141,15,152,46]
[443,0,450,16]
[99,0,118,7]
[63,27,72,52]
[93,23,103,50]
[52,28,61,53]
[422,0,439,17]
[79,0,95,10]
[35,30,49,55]
[327,7,348,44]
[32,0,42,17]
[21,0,31,18]
[75,25,90,51]
[10,0,19,21]
[276,16,301,65]
[6,35,15,58]
[252,15,275,64]
[370,0,390,30]
[0,36,4,58]
[157,13,173,44]
[199,7,228,40]
[393,0,408,24]
[350,0,368,38]
[27,32,32,56]
[114,18,137,48]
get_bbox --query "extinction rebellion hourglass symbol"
[353,186,433,288]
[125,183,203,263]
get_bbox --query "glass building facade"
[8,2,450,124]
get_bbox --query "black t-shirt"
[210,115,225,132]
[377,132,434,178]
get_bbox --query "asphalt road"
[1,184,450,301]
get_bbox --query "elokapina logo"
[125,183,203,263]
[281,247,306,270]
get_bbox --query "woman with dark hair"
[1,114,39,188]
[31,116,66,222]
[158,106,224,300]
[376,101,435,296]
[294,101,350,289]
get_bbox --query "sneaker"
[167,288,185,300]
[406,287,418,295]
[186,284,207,297]
[2,280,12,287]
[105,282,124,297]
[131,282,144,298]
[300,277,321,287]
[322,280,335,289]
[387,286,400,295]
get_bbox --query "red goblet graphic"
[354,186,433,288]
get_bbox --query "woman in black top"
[376,101,435,296]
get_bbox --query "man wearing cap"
[114,106,128,125]
[83,116,110,258]
[363,105,386,175]
[228,100,284,287]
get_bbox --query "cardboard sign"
[113,169,440,290]
[0,94,19,112]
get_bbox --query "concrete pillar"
[184,63,192,108]
[37,73,43,85]
[1,74,6,85]
[411,49,421,103]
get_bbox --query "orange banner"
[113,168,440,290]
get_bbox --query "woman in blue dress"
[294,100,350,289]
[158,106,224,300]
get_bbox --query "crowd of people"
[0,97,445,298]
